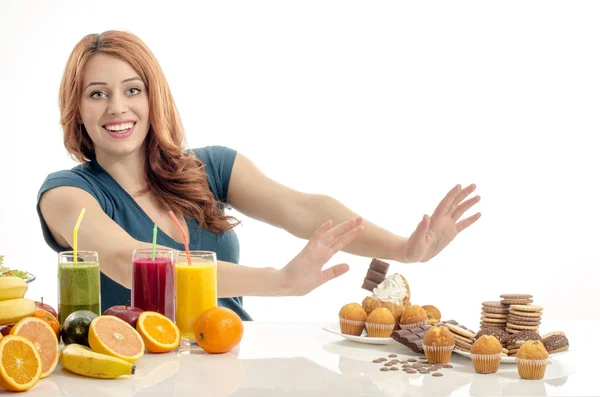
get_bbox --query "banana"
[60,344,136,379]
[0,277,28,301]
[0,298,36,325]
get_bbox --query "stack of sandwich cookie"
[444,323,476,353]
[480,301,509,330]
[542,331,569,354]
[501,330,541,356]
[507,304,543,334]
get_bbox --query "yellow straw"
[73,208,86,265]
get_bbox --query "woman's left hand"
[404,184,481,263]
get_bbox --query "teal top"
[36,146,251,321]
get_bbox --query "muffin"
[399,305,428,330]
[365,307,396,338]
[381,301,404,330]
[362,296,383,314]
[516,340,549,380]
[470,335,503,374]
[422,305,442,324]
[423,326,455,364]
[338,303,368,336]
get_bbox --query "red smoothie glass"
[131,248,174,321]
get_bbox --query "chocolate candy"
[361,259,390,291]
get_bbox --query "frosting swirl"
[372,273,408,305]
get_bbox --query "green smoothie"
[58,262,101,325]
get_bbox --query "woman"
[37,31,481,320]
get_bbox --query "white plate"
[322,326,396,345]
[453,348,570,364]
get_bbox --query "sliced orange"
[88,315,145,363]
[0,335,42,391]
[136,311,181,353]
[10,317,59,378]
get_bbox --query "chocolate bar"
[391,320,470,354]
[361,258,390,292]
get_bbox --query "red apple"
[0,325,13,336]
[35,297,58,319]
[103,301,143,328]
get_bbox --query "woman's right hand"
[278,217,364,296]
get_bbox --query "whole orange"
[193,307,243,354]
[30,309,60,339]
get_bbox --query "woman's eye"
[127,87,141,95]
[90,91,107,98]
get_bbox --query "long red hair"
[59,30,239,234]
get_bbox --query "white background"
[0,0,598,334]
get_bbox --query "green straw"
[151,224,157,261]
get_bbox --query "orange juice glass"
[175,251,217,340]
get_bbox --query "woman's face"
[79,54,150,160]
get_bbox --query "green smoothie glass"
[58,251,101,325]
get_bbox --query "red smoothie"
[132,257,174,321]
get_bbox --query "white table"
[20,322,590,397]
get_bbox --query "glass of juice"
[175,251,217,341]
[58,251,101,326]
[131,248,175,321]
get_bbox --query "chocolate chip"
[380,367,389,371]
[390,367,399,371]
[384,362,394,367]
[388,354,397,358]
[400,360,408,364]
[419,356,427,360]
[442,364,453,368]
[432,372,443,377]
[419,370,430,374]
[408,359,417,362]
[378,357,387,361]
[406,369,417,374]
[372,359,382,363]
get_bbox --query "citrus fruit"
[136,311,180,353]
[10,317,59,378]
[88,315,145,363]
[0,335,42,391]
[31,308,60,339]
[193,307,243,354]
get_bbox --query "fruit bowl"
[24,273,36,284]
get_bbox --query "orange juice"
[175,260,217,340]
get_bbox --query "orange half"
[0,335,42,392]
[10,317,59,378]
[88,315,145,363]
[136,311,181,353]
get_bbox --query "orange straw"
[168,210,191,265]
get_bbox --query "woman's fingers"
[320,263,350,284]
[327,216,363,239]
[456,212,481,233]
[432,184,462,217]
[330,225,364,252]
[452,195,480,221]
[448,184,477,215]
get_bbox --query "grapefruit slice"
[10,317,59,378]
[88,315,144,363]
